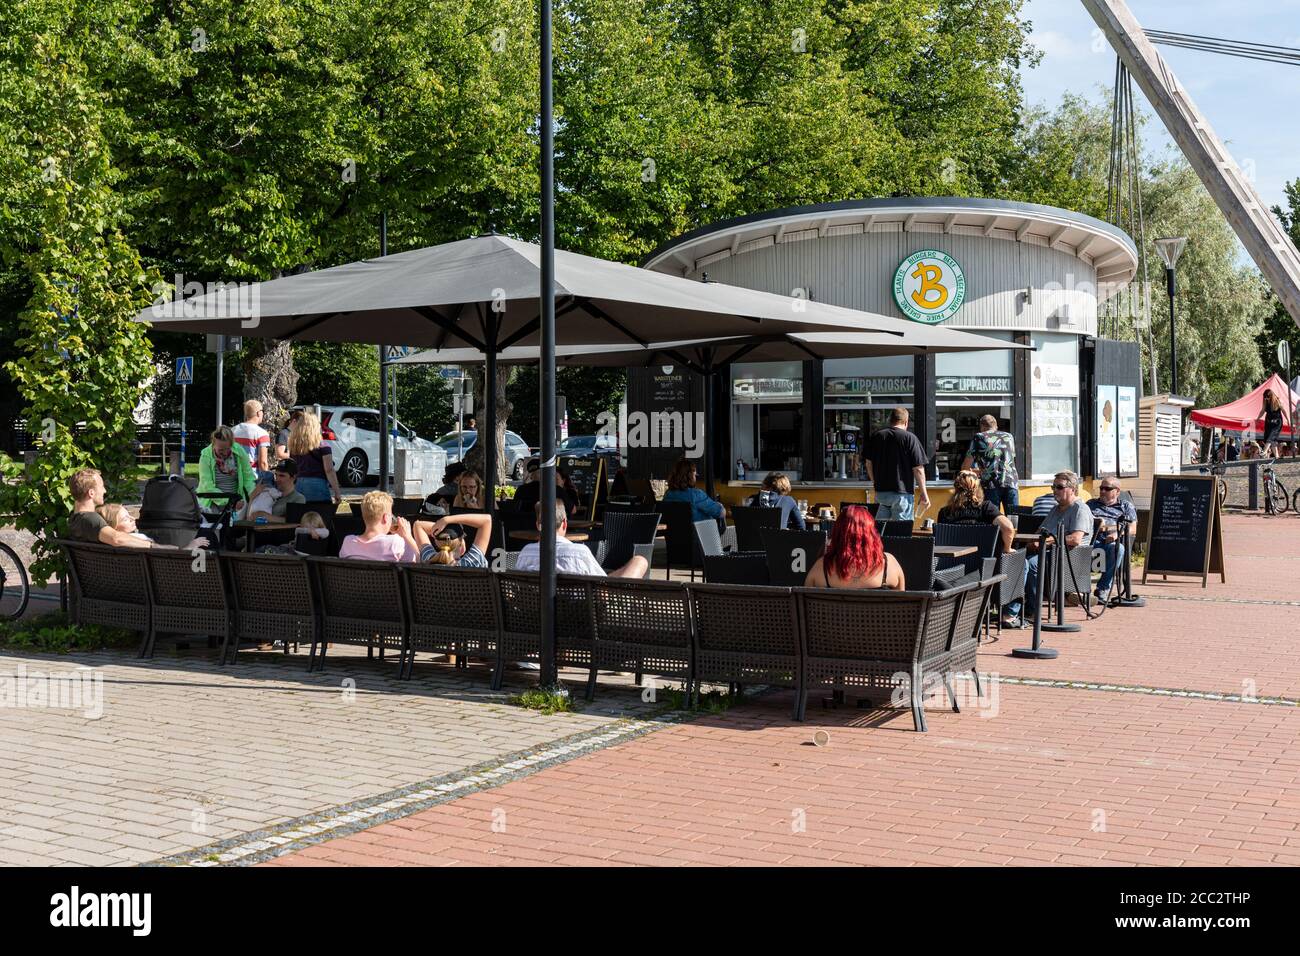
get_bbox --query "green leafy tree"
[0,0,155,584]
[1259,180,1300,379]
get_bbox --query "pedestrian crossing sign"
[175,356,194,385]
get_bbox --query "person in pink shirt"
[338,491,419,563]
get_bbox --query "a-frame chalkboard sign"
[558,455,607,521]
[1142,474,1226,588]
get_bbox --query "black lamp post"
[1154,236,1187,396]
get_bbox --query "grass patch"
[648,683,740,714]
[0,611,139,654]
[508,685,575,715]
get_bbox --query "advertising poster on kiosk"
[1097,385,1118,475]
[1118,386,1138,476]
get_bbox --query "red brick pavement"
[264,513,1300,867]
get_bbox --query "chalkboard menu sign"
[626,365,703,479]
[1142,474,1225,587]
[557,455,606,520]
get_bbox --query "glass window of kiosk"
[1029,332,1081,479]
[933,333,1015,480]
[822,356,914,482]
[731,361,804,481]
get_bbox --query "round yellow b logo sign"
[893,250,965,323]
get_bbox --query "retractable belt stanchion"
[1013,529,1059,659]
[1042,529,1082,633]
[1116,518,1145,607]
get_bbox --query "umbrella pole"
[702,364,715,498]
[378,213,389,492]
[539,0,558,687]
[485,341,497,506]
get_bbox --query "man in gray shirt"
[1003,471,1094,626]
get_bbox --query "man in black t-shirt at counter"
[864,407,931,521]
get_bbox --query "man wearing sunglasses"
[1002,471,1095,628]
[1086,477,1137,605]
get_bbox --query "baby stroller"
[137,475,241,548]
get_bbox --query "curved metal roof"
[643,197,1139,298]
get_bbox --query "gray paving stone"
[0,645,654,865]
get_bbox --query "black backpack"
[137,475,202,546]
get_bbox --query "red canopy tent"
[1189,373,1299,437]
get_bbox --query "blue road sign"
[438,366,462,379]
[175,356,194,385]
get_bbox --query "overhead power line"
[1145,29,1300,67]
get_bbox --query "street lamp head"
[1154,236,1187,270]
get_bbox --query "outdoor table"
[509,530,589,543]
[933,544,977,558]
[232,519,299,552]
[1013,532,1041,545]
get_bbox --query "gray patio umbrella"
[137,233,923,503]
[392,325,1030,494]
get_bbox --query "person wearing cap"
[414,511,493,568]
[246,459,306,521]
[1086,476,1137,605]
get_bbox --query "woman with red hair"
[805,505,905,589]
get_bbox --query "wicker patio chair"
[759,528,827,587]
[688,583,803,719]
[702,552,770,585]
[932,523,1001,577]
[59,541,151,657]
[730,505,781,552]
[878,519,914,538]
[142,548,232,662]
[944,576,1003,686]
[224,552,319,666]
[656,500,705,580]
[590,577,693,696]
[795,585,969,732]
[495,571,597,693]
[308,557,406,670]
[596,512,660,571]
[400,564,502,680]
[881,536,936,591]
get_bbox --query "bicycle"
[1261,463,1289,515]
[1202,463,1229,509]
[0,540,30,621]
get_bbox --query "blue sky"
[1019,0,1300,214]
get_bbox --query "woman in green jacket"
[197,425,258,515]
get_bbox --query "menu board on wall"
[1096,385,1118,475]
[1032,398,1076,437]
[626,365,703,479]
[1117,386,1138,476]
[1031,362,1080,396]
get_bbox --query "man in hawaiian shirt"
[962,414,1020,512]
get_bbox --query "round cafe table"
[509,530,589,543]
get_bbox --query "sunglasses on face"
[1100,485,1119,492]
[1052,484,1071,491]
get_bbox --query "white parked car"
[436,429,534,479]
[295,405,446,488]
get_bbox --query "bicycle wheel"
[1292,486,1300,515]
[0,541,30,621]
[1273,481,1291,515]
[1217,478,1228,508]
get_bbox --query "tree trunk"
[463,365,513,486]
[242,338,298,424]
